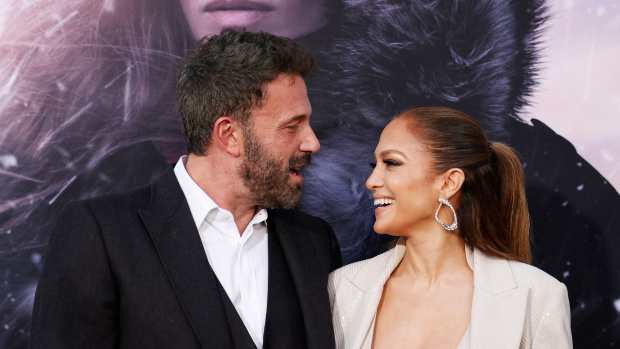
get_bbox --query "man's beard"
[239,127,311,209]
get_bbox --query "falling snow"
[0,154,17,169]
[30,253,42,266]
[55,81,66,92]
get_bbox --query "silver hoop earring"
[434,197,458,231]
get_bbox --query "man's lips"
[203,0,275,12]
[289,153,311,178]
[288,163,308,180]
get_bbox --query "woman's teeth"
[373,198,395,207]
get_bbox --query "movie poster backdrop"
[0,1,618,347]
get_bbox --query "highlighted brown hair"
[397,106,531,263]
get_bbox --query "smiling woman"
[328,106,572,349]
[178,0,328,40]
[367,107,531,263]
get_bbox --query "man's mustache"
[289,153,312,170]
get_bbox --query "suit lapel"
[268,211,334,349]
[341,243,529,349]
[139,169,234,349]
[344,241,406,349]
[336,282,378,349]
[469,248,528,349]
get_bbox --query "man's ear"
[439,168,465,199]
[212,116,244,157]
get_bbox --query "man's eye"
[370,162,377,168]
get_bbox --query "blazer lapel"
[343,240,407,349]
[268,211,335,349]
[139,169,234,349]
[469,248,528,349]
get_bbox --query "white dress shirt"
[174,156,269,349]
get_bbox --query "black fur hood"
[314,0,548,138]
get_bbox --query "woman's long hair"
[398,106,531,262]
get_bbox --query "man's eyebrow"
[280,114,307,125]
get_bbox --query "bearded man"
[30,30,341,349]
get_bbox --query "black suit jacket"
[30,169,342,349]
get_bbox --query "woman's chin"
[372,222,392,235]
[373,221,408,238]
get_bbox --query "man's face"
[239,74,320,209]
[179,0,327,40]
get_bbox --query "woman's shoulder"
[506,258,566,294]
[474,250,572,346]
[473,248,568,306]
[479,251,569,308]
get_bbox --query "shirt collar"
[173,155,269,229]
[249,209,269,226]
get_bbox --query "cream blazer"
[328,240,572,349]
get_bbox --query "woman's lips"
[374,204,393,216]
[205,10,271,27]
[203,1,275,27]
[203,0,275,12]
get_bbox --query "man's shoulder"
[61,181,154,227]
[269,208,328,226]
[84,182,152,212]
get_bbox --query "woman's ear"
[439,168,465,199]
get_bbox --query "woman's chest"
[371,283,472,349]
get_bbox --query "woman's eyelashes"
[383,158,402,167]
[370,159,403,169]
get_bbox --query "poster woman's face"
[179,0,327,40]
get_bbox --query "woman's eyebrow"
[379,149,408,159]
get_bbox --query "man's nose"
[300,126,320,153]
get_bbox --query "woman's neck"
[394,222,470,287]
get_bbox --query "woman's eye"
[383,159,401,166]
